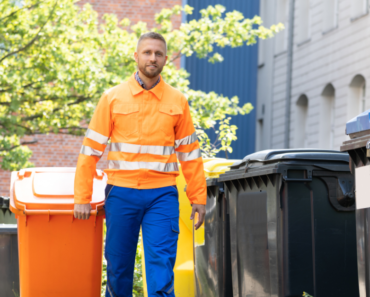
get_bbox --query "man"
[73,32,207,297]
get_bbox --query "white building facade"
[256,0,370,151]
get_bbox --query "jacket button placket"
[138,91,150,188]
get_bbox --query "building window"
[294,95,309,148]
[351,0,369,19]
[256,119,264,151]
[348,75,366,120]
[275,0,289,54]
[323,0,338,32]
[298,0,310,42]
[320,84,335,149]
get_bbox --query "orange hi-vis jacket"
[74,73,207,205]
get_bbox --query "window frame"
[351,0,369,22]
[322,0,339,35]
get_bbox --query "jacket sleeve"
[74,93,112,204]
[175,99,207,205]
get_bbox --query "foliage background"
[0,0,283,170]
[1,0,283,295]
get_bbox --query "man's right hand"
[74,203,92,220]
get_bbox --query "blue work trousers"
[104,185,179,297]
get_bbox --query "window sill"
[322,26,338,35]
[351,11,369,22]
[274,50,287,58]
[297,38,311,47]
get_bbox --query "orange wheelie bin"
[9,167,106,297]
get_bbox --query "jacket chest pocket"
[113,104,140,136]
[158,105,182,138]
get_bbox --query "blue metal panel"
[185,0,259,159]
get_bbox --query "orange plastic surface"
[10,167,106,296]
[12,168,106,211]
[17,214,104,297]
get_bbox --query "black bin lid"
[230,149,349,169]
[218,149,350,183]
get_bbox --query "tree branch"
[25,126,88,135]
[21,140,38,146]
[0,81,38,94]
[22,95,93,121]
[0,1,58,63]
[0,140,38,152]
[0,121,34,134]
[0,90,92,108]
[0,3,40,23]
[13,123,34,134]
[170,51,182,63]
[39,126,88,135]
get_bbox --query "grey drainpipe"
[284,0,295,148]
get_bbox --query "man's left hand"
[190,204,206,230]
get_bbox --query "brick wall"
[0,0,182,196]
[77,0,182,30]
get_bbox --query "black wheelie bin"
[218,149,359,297]
[0,196,19,297]
[194,159,237,297]
[341,110,370,297]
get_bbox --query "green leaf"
[0,0,281,173]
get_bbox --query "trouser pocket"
[105,184,114,200]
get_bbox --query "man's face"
[134,38,167,78]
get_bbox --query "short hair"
[136,32,167,53]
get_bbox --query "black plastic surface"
[283,172,358,296]
[0,196,10,209]
[236,190,270,296]
[222,152,358,296]
[0,197,17,225]
[231,149,349,170]
[194,183,233,297]
[0,225,20,297]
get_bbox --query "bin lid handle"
[23,202,105,216]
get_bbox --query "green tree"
[0,0,283,170]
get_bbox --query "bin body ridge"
[10,167,106,297]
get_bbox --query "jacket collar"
[128,72,164,100]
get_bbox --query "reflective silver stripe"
[110,142,174,156]
[109,160,179,172]
[175,131,197,148]
[166,283,174,294]
[85,128,109,145]
[176,148,201,162]
[80,145,104,158]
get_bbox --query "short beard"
[138,61,163,78]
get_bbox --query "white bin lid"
[11,167,107,210]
